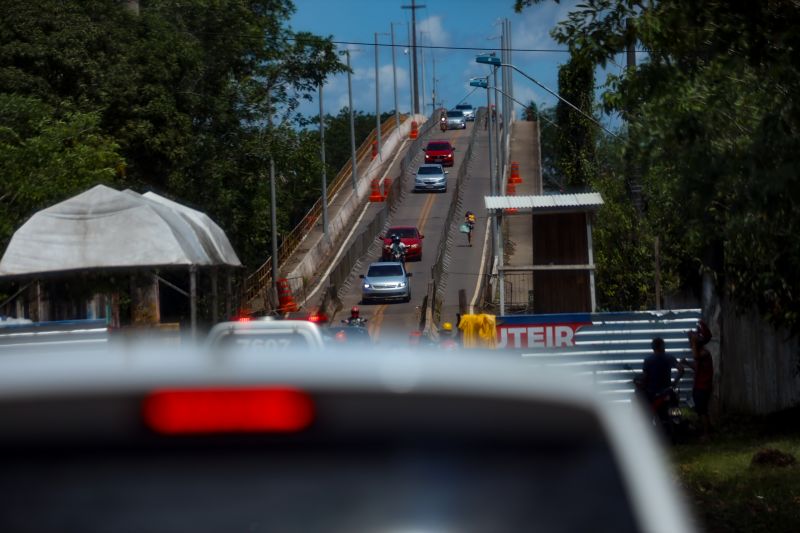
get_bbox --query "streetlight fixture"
[343,49,358,191]
[476,54,618,138]
[470,75,501,312]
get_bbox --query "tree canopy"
[517,0,800,331]
[0,0,347,269]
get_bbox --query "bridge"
[242,107,544,343]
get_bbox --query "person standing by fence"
[682,322,714,440]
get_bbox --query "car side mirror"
[444,171,449,175]
[406,272,413,277]
[420,235,425,239]
[359,274,365,279]
[452,146,457,151]
[378,234,384,240]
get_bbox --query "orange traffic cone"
[506,181,517,195]
[509,161,522,184]
[276,278,298,313]
[369,178,385,202]
[409,121,419,140]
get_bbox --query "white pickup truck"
[205,319,325,353]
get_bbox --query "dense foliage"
[517,0,800,331]
[0,0,346,269]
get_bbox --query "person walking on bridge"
[461,211,476,247]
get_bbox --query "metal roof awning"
[484,192,604,214]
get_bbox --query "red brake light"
[143,387,314,435]
[307,313,327,324]
[237,317,251,322]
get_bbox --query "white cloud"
[417,15,450,47]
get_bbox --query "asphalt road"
[336,122,476,345]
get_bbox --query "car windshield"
[367,265,404,277]
[426,143,451,151]
[447,111,463,117]
[456,104,472,110]
[417,166,443,175]
[388,228,417,238]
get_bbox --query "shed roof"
[0,185,241,277]
[484,192,604,214]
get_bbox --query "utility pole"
[319,83,329,240]
[374,32,382,159]
[345,50,358,190]
[267,88,279,304]
[407,24,414,114]
[390,23,400,130]
[401,0,425,114]
[419,32,427,114]
[432,56,437,110]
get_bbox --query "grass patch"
[673,408,800,532]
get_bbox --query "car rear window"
[456,104,472,110]
[447,111,464,117]
[0,391,640,533]
[417,166,443,175]
[388,228,417,238]
[426,142,451,151]
[368,265,404,277]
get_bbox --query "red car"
[380,226,424,261]
[423,140,455,167]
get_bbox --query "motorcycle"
[391,247,407,265]
[439,117,447,132]
[633,374,686,444]
[342,317,368,328]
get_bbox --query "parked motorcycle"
[633,374,687,444]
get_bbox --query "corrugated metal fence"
[499,309,702,404]
[0,319,109,354]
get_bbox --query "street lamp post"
[319,82,329,240]
[374,33,382,160]
[345,49,358,190]
[470,76,503,314]
[477,53,618,138]
[390,23,400,131]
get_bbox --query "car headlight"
[398,282,406,288]
[409,244,419,248]
[363,283,371,289]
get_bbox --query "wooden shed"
[484,192,604,314]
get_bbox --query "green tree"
[0,0,347,270]
[554,53,597,189]
[0,94,123,249]
[516,0,800,330]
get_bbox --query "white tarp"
[0,184,241,276]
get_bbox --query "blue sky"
[288,0,627,121]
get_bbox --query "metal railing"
[481,271,534,313]
[328,113,438,301]
[429,108,485,324]
[244,115,408,305]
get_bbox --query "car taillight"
[143,387,314,435]
[308,313,327,324]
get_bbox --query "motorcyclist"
[390,234,407,264]
[641,337,684,419]
[343,306,367,327]
[439,110,447,131]
[439,322,459,350]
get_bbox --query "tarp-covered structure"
[0,185,240,275]
[0,185,242,334]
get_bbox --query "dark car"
[381,226,424,261]
[423,140,456,167]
